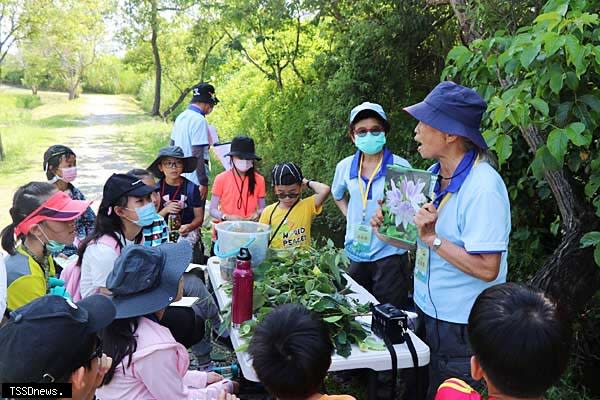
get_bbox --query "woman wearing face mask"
[209,136,266,249]
[43,145,96,258]
[76,174,214,363]
[331,102,413,309]
[78,173,157,298]
[0,182,91,311]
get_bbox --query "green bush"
[15,94,42,109]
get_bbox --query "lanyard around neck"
[435,154,481,212]
[357,154,383,221]
[268,200,299,246]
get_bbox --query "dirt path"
[66,94,143,210]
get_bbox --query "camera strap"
[383,336,398,399]
[383,329,420,400]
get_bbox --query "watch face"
[433,237,442,247]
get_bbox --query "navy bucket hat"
[403,81,488,149]
[147,145,198,178]
[107,242,192,319]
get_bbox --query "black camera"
[371,303,408,344]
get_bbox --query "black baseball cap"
[99,173,155,213]
[43,144,76,172]
[271,162,303,186]
[191,83,219,105]
[0,295,115,383]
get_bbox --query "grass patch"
[15,94,42,109]
[114,116,171,165]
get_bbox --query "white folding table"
[206,256,429,383]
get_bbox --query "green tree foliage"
[443,0,600,275]
[19,0,110,99]
[207,0,457,237]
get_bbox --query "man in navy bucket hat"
[372,81,511,399]
[403,81,488,149]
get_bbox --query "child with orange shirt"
[209,136,266,250]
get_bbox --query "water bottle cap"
[237,247,252,261]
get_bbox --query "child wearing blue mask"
[77,174,219,369]
[78,173,157,298]
[148,146,205,246]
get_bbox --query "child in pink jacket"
[96,242,237,400]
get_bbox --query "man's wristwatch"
[432,236,442,251]
[221,214,227,221]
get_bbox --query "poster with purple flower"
[378,165,436,249]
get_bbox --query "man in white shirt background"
[170,82,219,201]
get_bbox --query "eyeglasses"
[276,193,300,199]
[354,128,385,137]
[162,160,184,169]
[86,337,103,363]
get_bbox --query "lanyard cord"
[160,180,183,207]
[232,169,249,215]
[435,155,481,211]
[357,153,383,221]
[268,200,299,245]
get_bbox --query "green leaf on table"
[364,337,387,351]
[323,315,343,323]
[595,245,600,267]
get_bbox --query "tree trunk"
[427,0,481,45]
[68,86,77,100]
[519,125,600,317]
[31,85,37,95]
[0,133,5,161]
[150,0,161,116]
[440,3,600,315]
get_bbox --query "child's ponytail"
[1,182,57,255]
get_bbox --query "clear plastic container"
[214,221,271,268]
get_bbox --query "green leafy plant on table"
[220,240,385,357]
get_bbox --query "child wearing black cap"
[0,294,116,400]
[259,162,330,249]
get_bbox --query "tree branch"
[223,27,271,78]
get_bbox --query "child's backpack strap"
[185,179,197,207]
[62,235,121,301]
[435,379,482,400]
[96,235,121,255]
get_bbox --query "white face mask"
[233,159,253,173]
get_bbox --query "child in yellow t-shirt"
[259,162,330,249]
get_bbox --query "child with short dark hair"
[259,162,330,249]
[248,303,356,400]
[435,283,572,400]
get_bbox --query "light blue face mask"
[36,227,66,254]
[355,132,386,155]
[129,202,160,227]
